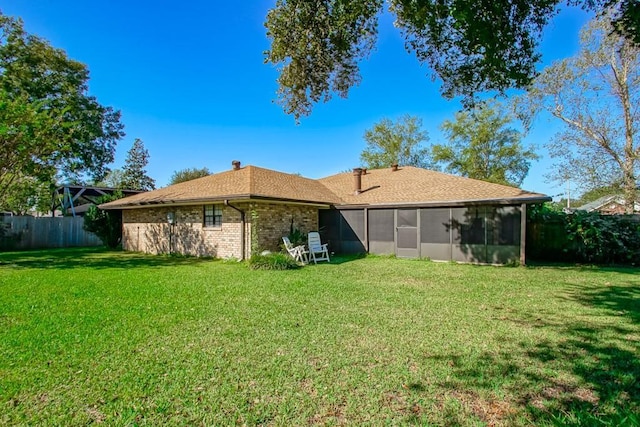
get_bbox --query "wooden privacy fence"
[0,216,102,251]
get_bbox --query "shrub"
[83,193,123,249]
[248,252,301,270]
[528,203,640,265]
[565,211,640,264]
[287,227,307,247]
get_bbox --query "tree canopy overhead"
[265,0,639,121]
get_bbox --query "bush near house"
[248,252,300,270]
[527,204,640,265]
[83,193,124,249]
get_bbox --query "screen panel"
[368,209,394,242]
[340,210,364,242]
[420,208,450,244]
[397,209,417,227]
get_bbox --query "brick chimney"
[232,160,241,171]
[391,163,398,172]
[353,168,363,195]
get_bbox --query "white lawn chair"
[282,237,308,264]
[307,232,330,264]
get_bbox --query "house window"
[204,205,222,227]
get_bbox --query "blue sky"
[3,1,592,197]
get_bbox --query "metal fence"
[0,216,102,251]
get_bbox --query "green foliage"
[0,12,124,185]
[121,139,155,191]
[251,209,260,256]
[168,167,211,185]
[265,0,382,121]
[248,252,301,270]
[565,211,640,265]
[433,103,537,186]
[94,169,126,189]
[0,91,59,208]
[0,175,54,215]
[264,1,639,120]
[612,0,640,44]
[527,202,564,221]
[360,115,432,169]
[83,193,123,249]
[528,204,640,265]
[287,227,307,248]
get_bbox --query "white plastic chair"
[282,237,308,264]
[307,232,330,264]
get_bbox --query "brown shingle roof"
[319,166,549,206]
[100,164,549,210]
[100,165,341,209]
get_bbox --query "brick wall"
[121,201,320,258]
[248,202,319,253]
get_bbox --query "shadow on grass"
[321,253,367,265]
[526,261,640,276]
[0,247,214,270]
[424,283,640,425]
[570,284,640,325]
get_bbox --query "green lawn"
[1,248,638,426]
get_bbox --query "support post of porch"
[520,203,527,266]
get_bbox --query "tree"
[0,90,59,209]
[169,167,211,185]
[432,103,538,187]
[121,139,155,191]
[360,115,432,169]
[264,0,640,121]
[95,169,126,189]
[83,193,123,249]
[0,13,124,184]
[519,14,639,213]
[1,175,53,215]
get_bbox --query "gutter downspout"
[224,200,246,260]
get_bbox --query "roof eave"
[99,194,335,210]
[331,195,551,209]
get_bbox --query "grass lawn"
[0,248,638,426]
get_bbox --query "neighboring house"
[575,195,640,215]
[55,185,143,217]
[100,161,550,264]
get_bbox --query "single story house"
[575,194,640,215]
[100,161,550,264]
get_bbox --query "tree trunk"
[622,162,637,214]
